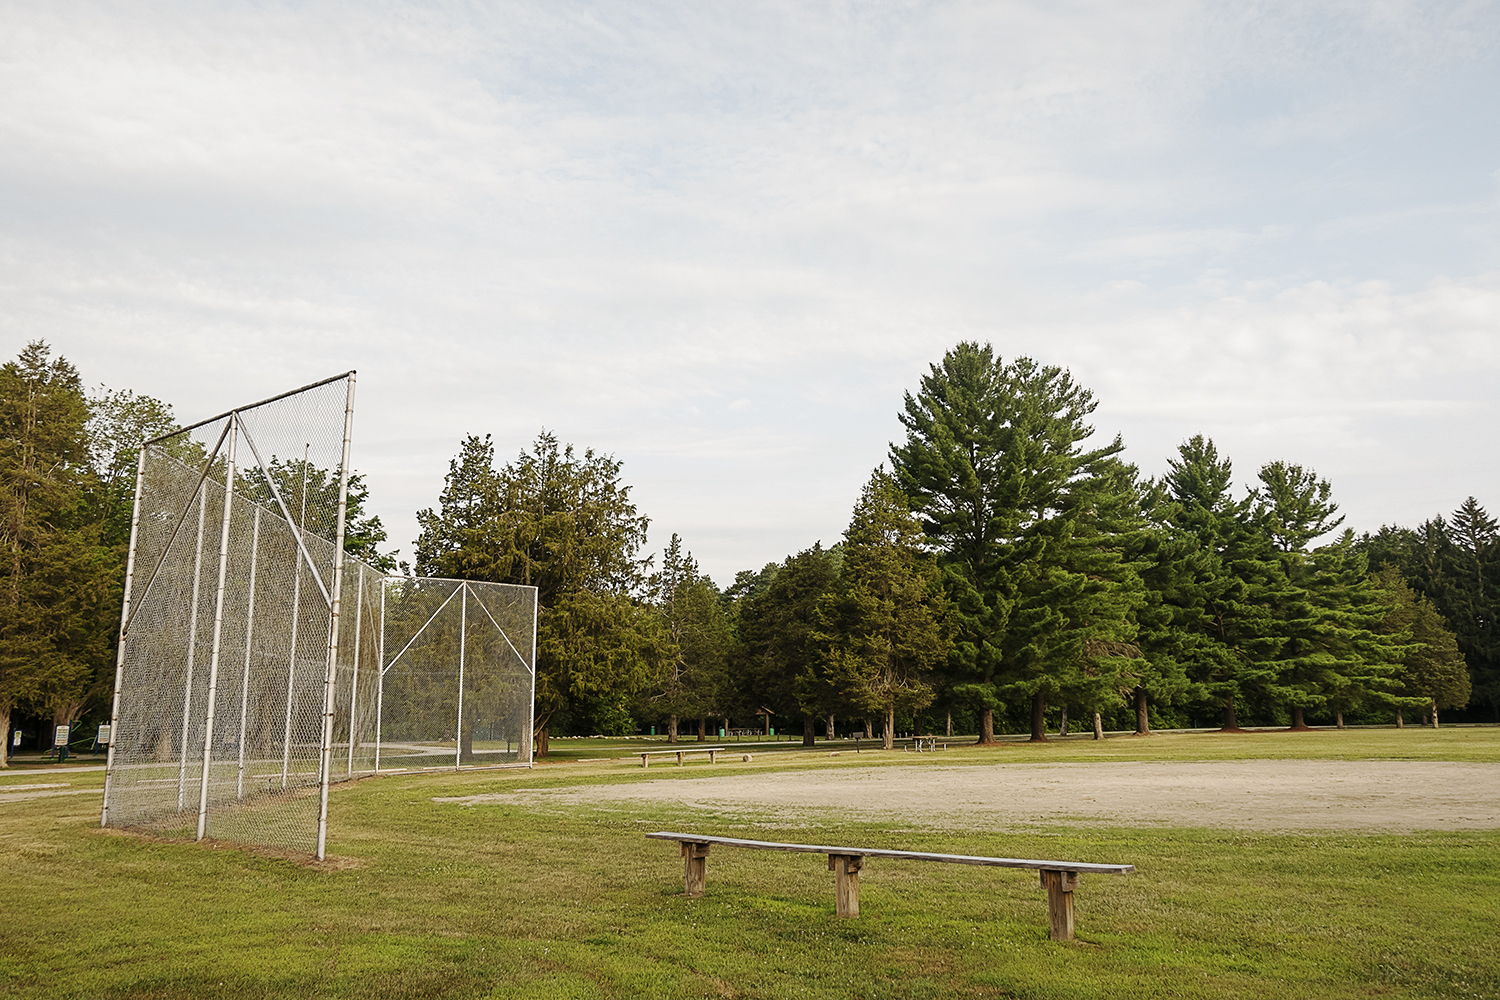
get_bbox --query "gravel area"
[438,759,1500,832]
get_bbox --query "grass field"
[2,728,1497,999]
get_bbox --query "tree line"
[0,342,391,765]
[4,340,1494,763]
[413,342,1490,752]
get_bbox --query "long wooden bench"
[636,746,727,768]
[647,831,1133,941]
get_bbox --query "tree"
[1155,436,1272,730]
[642,535,733,742]
[0,343,117,765]
[413,431,661,752]
[1372,566,1469,726]
[734,543,842,744]
[890,343,1135,742]
[816,470,949,749]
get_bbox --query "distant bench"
[635,746,727,768]
[647,831,1134,941]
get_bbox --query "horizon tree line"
[2,339,1491,764]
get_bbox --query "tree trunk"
[698,716,706,742]
[864,718,872,741]
[978,708,994,744]
[537,726,550,757]
[1030,692,1048,742]
[1421,707,1429,727]
[667,714,679,744]
[946,708,953,738]
[883,706,895,750]
[1395,707,1404,728]
[1431,702,1440,729]
[1222,697,1240,732]
[802,713,816,747]
[1092,711,1103,740]
[1134,688,1150,736]
[722,717,729,739]
[0,704,10,767]
[1058,705,1069,737]
[1290,706,1307,730]
[1335,710,1345,729]
[826,714,835,740]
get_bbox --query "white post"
[346,568,365,776]
[525,588,537,766]
[197,415,237,840]
[101,448,148,827]
[177,485,208,812]
[236,506,260,800]
[455,582,467,772]
[375,578,385,774]
[280,445,310,789]
[316,374,356,861]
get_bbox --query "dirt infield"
[440,759,1500,832]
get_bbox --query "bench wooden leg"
[676,751,684,766]
[828,854,864,918]
[681,841,711,897]
[709,750,716,763]
[641,754,649,768]
[1040,869,1077,941]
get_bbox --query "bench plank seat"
[646,832,1133,874]
[636,747,728,767]
[647,830,1132,940]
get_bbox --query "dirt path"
[440,759,1500,832]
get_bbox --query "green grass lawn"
[2,728,1497,999]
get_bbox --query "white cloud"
[2,0,1498,580]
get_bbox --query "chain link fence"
[101,375,535,859]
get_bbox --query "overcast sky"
[3,1,1498,584]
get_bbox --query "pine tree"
[890,343,1136,742]
[815,470,949,750]
[1372,565,1469,726]
[643,535,733,742]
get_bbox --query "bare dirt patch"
[439,759,1500,832]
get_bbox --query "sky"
[3,0,1498,585]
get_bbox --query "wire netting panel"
[105,376,364,855]
[377,578,536,772]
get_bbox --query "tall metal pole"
[101,448,148,828]
[375,579,385,773]
[197,415,237,840]
[236,506,261,800]
[526,587,538,766]
[280,444,310,788]
[316,374,356,861]
[346,568,365,776]
[177,485,209,812]
[455,582,467,772]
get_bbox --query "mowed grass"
[0,728,1496,999]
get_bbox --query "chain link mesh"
[103,376,536,856]
[376,577,536,773]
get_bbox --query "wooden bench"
[647,831,1133,941]
[636,746,727,768]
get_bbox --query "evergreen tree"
[0,343,115,764]
[642,535,733,742]
[413,431,661,752]
[890,343,1138,742]
[1372,565,1469,726]
[734,543,842,743]
[815,470,949,750]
